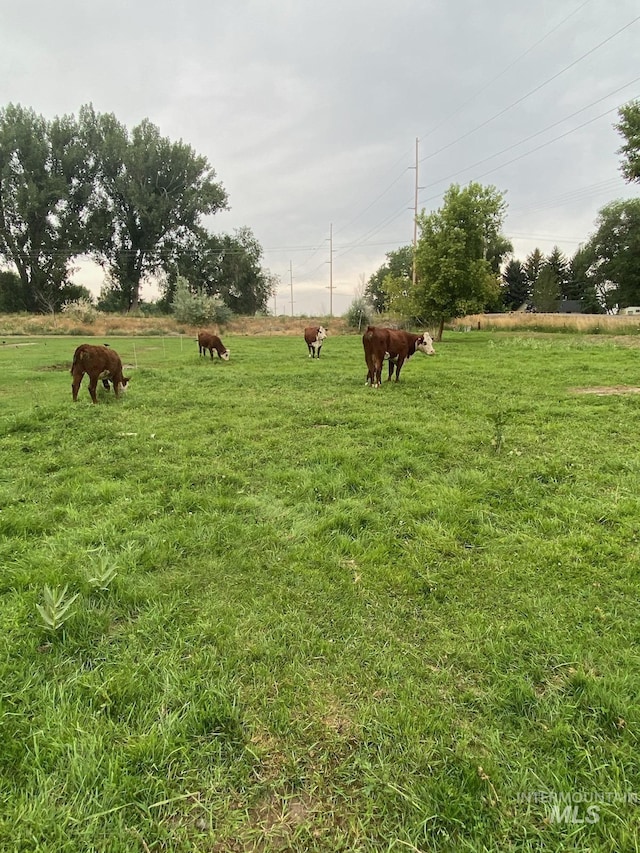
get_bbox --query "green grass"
[1,331,640,851]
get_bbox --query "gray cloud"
[1,0,639,313]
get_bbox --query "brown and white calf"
[362,326,435,387]
[71,344,130,403]
[304,326,327,358]
[198,332,230,360]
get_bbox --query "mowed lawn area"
[1,331,640,852]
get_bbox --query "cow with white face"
[304,325,327,358]
[363,326,435,386]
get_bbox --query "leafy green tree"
[616,100,640,183]
[582,199,640,309]
[82,106,228,311]
[408,182,508,340]
[365,245,413,313]
[532,266,560,312]
[160,230,224,307]
[161,227,274,315]
[0,270,27,312]
[501,259,529,310]
[485,234,513,277]
[0,104,94,312]
[96,277,130,313]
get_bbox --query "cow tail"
[71,348,88,374]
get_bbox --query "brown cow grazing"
[304,325,327,358]
[71,344,130,403]
[198,331,230,361]
[362,326,435,387]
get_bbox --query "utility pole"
[412,137,419,290]
[289,260,294,317]
[328,223,334,317]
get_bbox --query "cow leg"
[88,377,99,404]
[209,348,214,360]
[308,344,313,357]
[374,358,382,388]
[395,356,406,381]
[316,344,322,358]
[71,372,82,402]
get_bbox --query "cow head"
[221,349,230,361]
[416,333,435,355]
[317,326,327,341]
[119,377,130,393]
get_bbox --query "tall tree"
[0,270,26,312]
[365,245,413,313]
[83,106,228,311]
[532,266,560,312]
[401,182,508,340]
[160,226,275,315]
[0,104,94,312]
[501,259,529,310]
[568,245,606,314]
[486,234,513,277]
[524,248,544,290]
[616,100,640,183]
[582,199,640,310]
[545,246,570,299]
[215,227,275,314]
[159,230,224,308]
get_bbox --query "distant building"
[557,300,583,314]
[619,306,640,315]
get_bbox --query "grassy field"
[1,330,640,852]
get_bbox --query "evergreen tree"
[501,259,529,310]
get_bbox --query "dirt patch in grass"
[569,385,640,395]
[213,793,317,852]
[36,363,72,371]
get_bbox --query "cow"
[304,326,327,358]
[198,331,230,361]
[362,326,435,387]
[71,344,130,403]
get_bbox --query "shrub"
[171,277,233,326]
[344,297,374,331]
[61,298,99,325]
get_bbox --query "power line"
[418,0,594,144]
[419,14,640,165]
[511,178,626,215]
[331,2,596,244]
[332,166,411,238]
[419,98,638,207]
[423,76,640,191]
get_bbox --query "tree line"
[0,104,275,314]
[364,101,640,337]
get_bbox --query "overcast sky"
[1,0,639,315]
